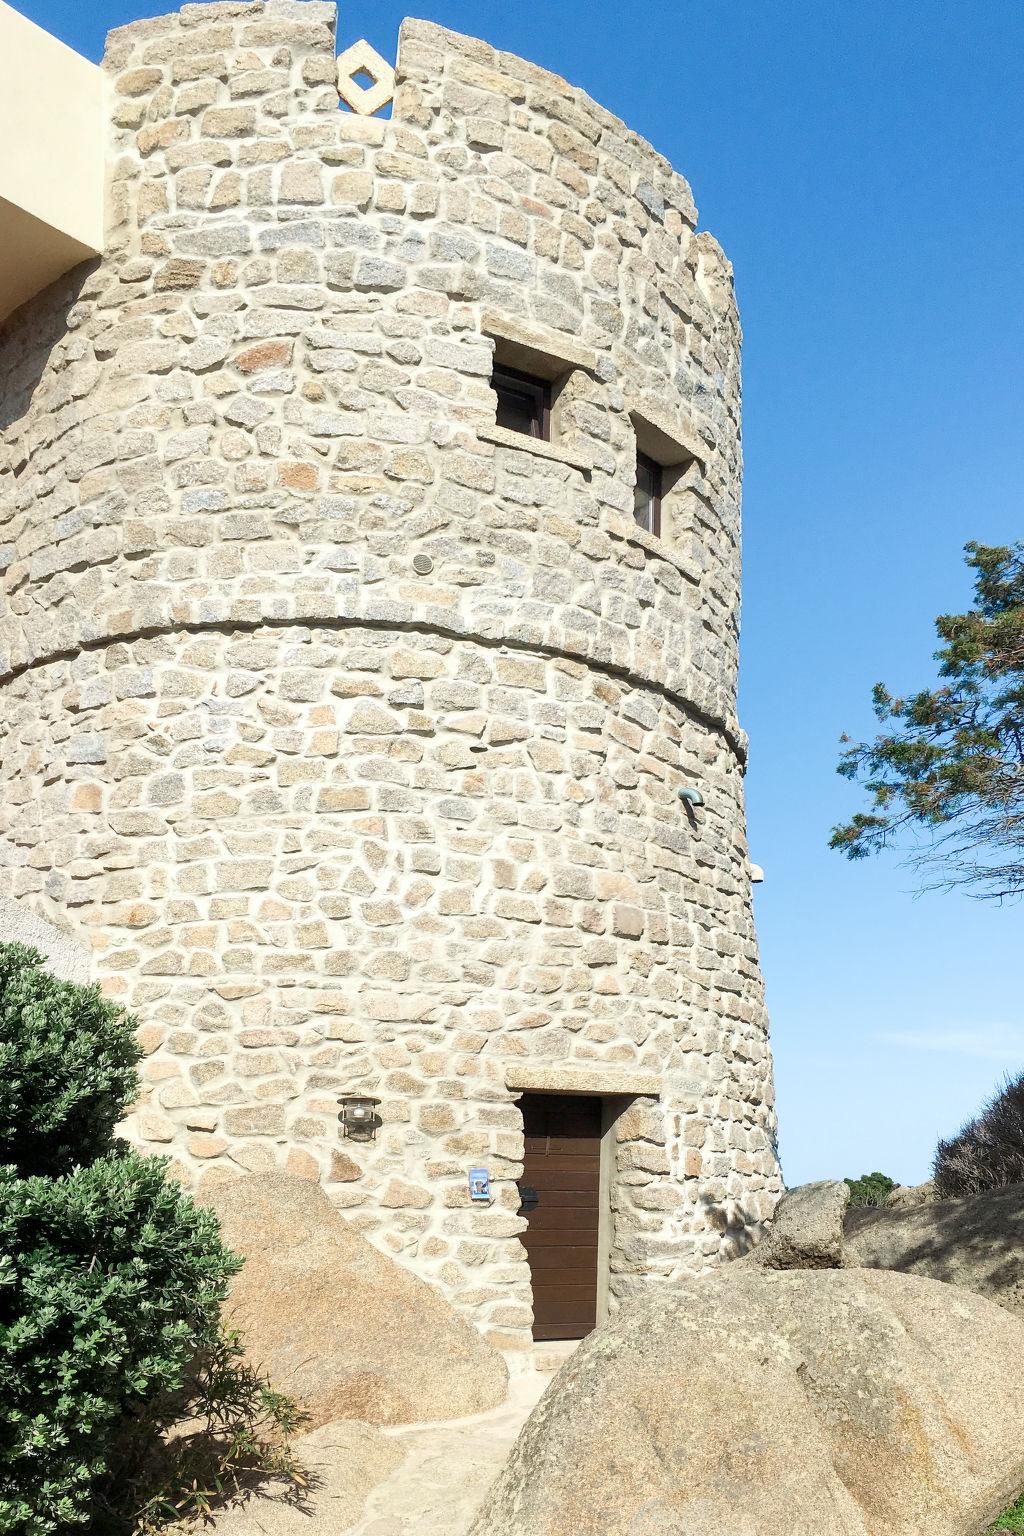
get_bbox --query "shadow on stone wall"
[699,1193,767,1259]
[0,896,92,982]
[0,259,99,439]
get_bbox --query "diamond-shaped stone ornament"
[337,39,395,116]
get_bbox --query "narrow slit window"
[634,451,662,536]
[492,365,550,441]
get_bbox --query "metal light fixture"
[339,1095,381,1142]
[678,785,704,808]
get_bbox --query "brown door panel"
[523,1229,601,1247]
[523,1135,602,1154]
[521,1157,601,1180]
[527,1249,600,1270]
[530,1296,599,1324]
[520,1207,599,1231]
[518,1184,600,1204]
[531,1290,598,1309]
[519,1092,602,1341]
[519,1181,600,1200]
[523,1105,601,1135]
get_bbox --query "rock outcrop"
[747,1178,849,1269]
[469,1267,1024,1536]
[201,1173,508,1428]
[885,1179,935,1210]
[846,1181,1024,1320]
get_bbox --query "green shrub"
[0,942,305,1534]
[844,1171,897,1206]
[99,1328,308,1535]
[0,1152,237,1534]
[934,1071,1024,1199]
[0,943,141,1178]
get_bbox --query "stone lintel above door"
[504,1064,662,1098]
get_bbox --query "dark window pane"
[492,366,549,440]
[633,483,654,532]
[496,383,540,436]
[634,451,662,535]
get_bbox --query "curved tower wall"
[0,0,780,1347]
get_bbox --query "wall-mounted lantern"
[338,1095,381,1142]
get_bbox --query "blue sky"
[27,0,1024,1186]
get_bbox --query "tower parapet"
[0,0,779,1349]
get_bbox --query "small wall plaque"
[468,1167,491,1202]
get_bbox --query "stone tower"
[0,0,780,1351]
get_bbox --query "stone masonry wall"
[0,0,781,1347]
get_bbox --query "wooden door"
[518,1093,602,1341]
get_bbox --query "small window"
[633,451,662,536]
[492,364,550,441]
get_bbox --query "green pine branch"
[830,542,1024,899]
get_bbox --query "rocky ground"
[194,1350,571,1536]
[346,1369,552,1536]
[181,1176,1024,1535]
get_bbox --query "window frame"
[491,363,551,442]
[633,450,663,537]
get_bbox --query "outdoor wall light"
[678,786,704,808]
[338,1095,381,1142]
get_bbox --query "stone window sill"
[605,512,700,583]
[478,423,593,474]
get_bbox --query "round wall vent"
[412,553,434,575]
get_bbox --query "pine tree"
[831,541,1024,899]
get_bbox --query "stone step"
[531,1340,582,1376]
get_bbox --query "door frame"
[596,1095,629,1326]
[516,1089,639,1337]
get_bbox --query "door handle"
[518,1184,539,1212]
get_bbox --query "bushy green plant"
[844,1171,897,1207]
[0,943,141,1177]
[101,1328,308,1535]
[0,942,305,1534]
[934,1070,1024,1199]
[0,1153,238,1534]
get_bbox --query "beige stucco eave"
[0,1,105,324]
